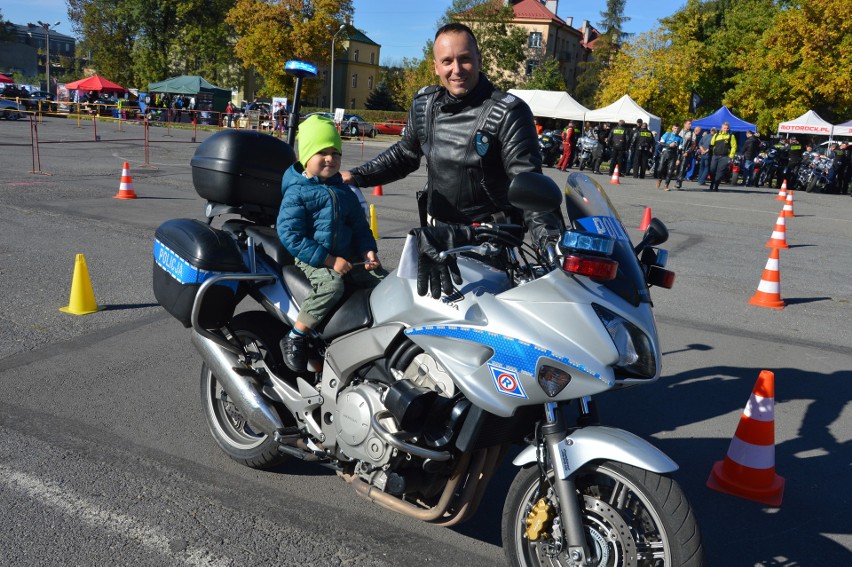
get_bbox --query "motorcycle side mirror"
[508,172,563,212]
[633,218,669,255]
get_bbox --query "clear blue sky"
[3,0,685,64]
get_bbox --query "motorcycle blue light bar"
[560,230,616,255]
[285,60,317,77]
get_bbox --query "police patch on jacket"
[475,131,491,157]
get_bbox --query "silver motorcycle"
[153,130,703,566]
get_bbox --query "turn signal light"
[563,254,619,281]
[647,266,676,288]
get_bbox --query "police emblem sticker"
[475,131,490,157]
[489,364,528,399]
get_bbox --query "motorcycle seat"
[244,225,295,267]
[243,226,374,340]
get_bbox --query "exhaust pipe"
[191,330,284,436]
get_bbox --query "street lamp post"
[30,20,61,96]
[329,24,346,114]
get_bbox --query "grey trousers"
[295,258,386,328]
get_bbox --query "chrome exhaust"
[191,330,284,436]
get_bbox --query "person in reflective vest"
[707,122,737,192]
[607,119,628,176]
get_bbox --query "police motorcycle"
[576,135,601,172]
[152,119,703,565]
[538,129,562,168]
[803,152,834,193]
[755,147,779,188]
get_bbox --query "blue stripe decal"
[405,325,602,380]
[153,240,239,291]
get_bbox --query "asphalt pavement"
[0,115,850,565]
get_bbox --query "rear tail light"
[563,254,619,281]
[647,266,675,288]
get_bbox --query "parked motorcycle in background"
[804,153,834,193]
[755,148,778,188]
[576,136,601,171]
[538,130,561,168]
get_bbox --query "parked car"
[374,119,407,135]
[29,90,57,111]
[341,114,377,138]
[0,99,24,120]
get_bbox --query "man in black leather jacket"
[341,23,563,255]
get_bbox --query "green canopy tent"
[146,75,231,113]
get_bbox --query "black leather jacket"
[349,74,562,244]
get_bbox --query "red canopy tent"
[65,75,127,93]
[0,73,14,84]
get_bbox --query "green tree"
[522,57,566,91]
[575,0,630,107]
[393,48,436,112]
[365,79,401,111]
[68,0,138,87]
[726,0,852,131]
[172,0,240,89]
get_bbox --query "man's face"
[722,124,730,133]
[683,121,692,130]
[671,126,679,134]
[433,31,481,97]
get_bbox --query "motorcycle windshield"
[563,174,651,306]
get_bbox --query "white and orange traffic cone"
[748,248,785,309]
[775,180,788,201]
[707,370,785,506]
[781,189,795,218]
[765,210,790,250]
[609,164,621,185]
[114,162,138,199]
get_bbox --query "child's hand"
[363,251,381,271]
[331,256,353,275]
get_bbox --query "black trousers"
[709,155,731,191]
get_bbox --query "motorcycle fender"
[512,426,678,477]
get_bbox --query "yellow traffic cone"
[369,204,379,240]
[59,254,104,315]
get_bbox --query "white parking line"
[0,464,229,567]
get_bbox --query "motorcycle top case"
[190,129,296,221]
[153,218,245,328]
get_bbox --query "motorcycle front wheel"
[502,461,703,567]
[200,311,293,469]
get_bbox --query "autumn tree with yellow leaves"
[226,0,353,99]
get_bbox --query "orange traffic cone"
[765,211,790,250]
[609,164,621,185]
[114,162,138,199]
[781,190,795,218]
[372,185,384,196]
[748,248,785,309]
[707,370,785,506]
[639,207,652,231]
[775,180,788,201]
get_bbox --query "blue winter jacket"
[277,164,377,268]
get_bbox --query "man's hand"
[340,170,354,184]
[409,226,475,298]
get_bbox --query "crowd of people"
[538,118,851,195]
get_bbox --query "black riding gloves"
[409,226,475,298]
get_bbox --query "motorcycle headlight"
[593,304,656,379]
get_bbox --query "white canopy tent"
[507,89,588,121]
[777,110,834,136]
[585,94,662,135]
[833,119,852,138]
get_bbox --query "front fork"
[541,399,594,565]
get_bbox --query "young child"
[277,115,386,371]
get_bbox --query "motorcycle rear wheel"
[200,311,292,469]
[502,461,703,567]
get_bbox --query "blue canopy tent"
[692,106,756,133]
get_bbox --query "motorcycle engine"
[332,353,456,469]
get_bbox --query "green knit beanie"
[297,115,342,165]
